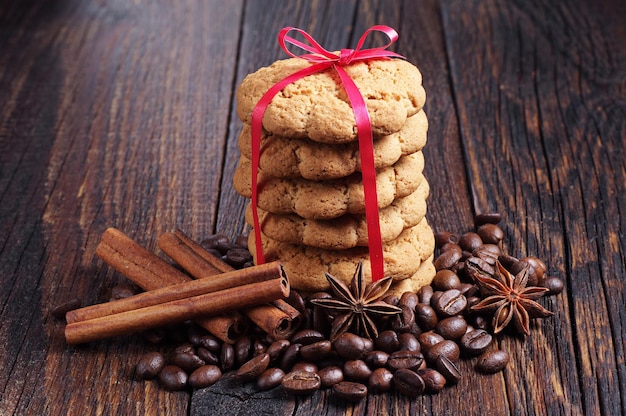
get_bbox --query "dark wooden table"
[1,0,624,415]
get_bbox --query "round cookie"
[237,57,426,143]
[387,255,436,296]
[238,110,428,180]
[234,151,425,219]
[245,179,429,250]
[247,218,436,292]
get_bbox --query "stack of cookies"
[233,56,435,294]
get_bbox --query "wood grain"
[0,0,624,415]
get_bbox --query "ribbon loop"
[251,26,406,282]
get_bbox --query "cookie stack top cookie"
[234,55,435,293]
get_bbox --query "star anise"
[470,260,553,336]
[310,262,402,341]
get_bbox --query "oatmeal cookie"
[247,218,435,292]
[236,57,426,143]
[234,152,425,219]
[238,110,428,180]
[245,178,429,250]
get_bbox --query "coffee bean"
[286,290,306,313]
[364,350,389,368]
[434,249,463,271]
[439,242,462,255]
[458,232,483,252]
[333,381,368,402]
[391,305,416,333]
[541,276,564,295]
[189,365,222,389]
[235,336,251,366]
[393,369,425,398]
[318,366,344,387]
[220,343,235,371]
[460,329,493,356]
[197,347,219,365]
[110,283,138,301]
[418,368,447,393]
[415,303,438,330]
[433,289,467,317]
[279,343,301,372]
[201,234,230,252]
[477,224,504,244]
[226,246,252,268]
[291,329,325,346]
[173,352,205,373]
[175,342,194,355]
[522,256,547,279]
[399,291,419,310]
[510,258,531,277]
[333,333,368,360]
[368,367,394,393]
[418,285,434,305]
[382,294,400,306]
[136,352,165,380]
[426,340,460,363]
[253,339,268,356]
[495,253,515,269]
[50,298,82,320]
[291,361,318,374]
[458,283,477,297]
[257,367,285,391]
[433,270,461,290]
[375,330,400,353]
[465,256,496,278]
[281,371,321,395]
[267,339,290,361]
[435,231,459,247]
[474,212,502,225]
[158,365,188,391]
[476,349,510,373]
[398,333,421,352]
[343,359,372,381]
[473,244,501,264]
[435,354,461,384]
[418,331,445,352]
[436,316,468,340]
[236,353,270,382]
[199,335,221,353]
[300,340,332,361]
[469,314,490,331]
[387,350,424,372]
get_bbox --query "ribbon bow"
[250,26,405,282]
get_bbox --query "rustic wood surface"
[1,0,624,415]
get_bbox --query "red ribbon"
[250,26,405,282]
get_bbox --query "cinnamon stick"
[95,228,189,289]
[65,273,290,344]
[88,227,246,343]
[243,299,303,340]
[172,230,234,273]
[66,261,285,323]
[159,231,302,339]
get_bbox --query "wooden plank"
[0,0,243,414]
[440,0,626,415]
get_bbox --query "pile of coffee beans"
[70,213,563,399]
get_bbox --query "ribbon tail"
[334,65,385,281]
